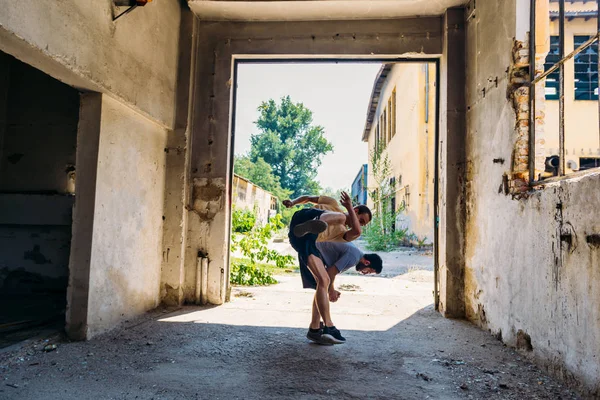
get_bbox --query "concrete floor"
[0,254,581,399]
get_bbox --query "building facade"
[351,164,368,205]
[362,63,436,243]
[232,174,278,226]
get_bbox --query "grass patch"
[231,257,298,276]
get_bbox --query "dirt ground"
[0,246,581,400]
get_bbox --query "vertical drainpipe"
[196,253,209,305]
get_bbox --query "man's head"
[356,253,383,275]
[353,205,372,226]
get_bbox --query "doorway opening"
[226,59,439,314]
[0,51,79,347]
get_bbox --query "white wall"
[0,0,181,128]
[465,0,600,395]
[86,95,167,336]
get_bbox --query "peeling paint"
[516,329,533,351]
[586,234,600,249]
[191,178,226,221]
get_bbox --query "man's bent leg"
[305,254,333,327]
[319,211,346,226]
[310,298,321,330]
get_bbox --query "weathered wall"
[0,53,78,293]
[188,17,444,305]
[437,8,467,317]
[85,95,167,337]
[0,0,181,128]
[465,0,600,395]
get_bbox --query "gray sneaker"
[293,219,328,238]
[307,323,333,346]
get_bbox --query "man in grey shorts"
[304,241,383,344]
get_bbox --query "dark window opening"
[544,36,561,100]
[574,35,599,101]
[579,157,600,170]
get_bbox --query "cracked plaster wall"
[465,0,600,395]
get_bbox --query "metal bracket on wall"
[113,0,152,21]
[466,0,476,21]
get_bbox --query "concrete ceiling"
[187,0,469,21]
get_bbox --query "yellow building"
[542,0,599,175]
[362,63,436,243]
[232,174,278,226]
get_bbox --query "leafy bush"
[232,206,256,233]
[363,142,407,252]
[230,262,277,285]
[230,214,294,285]
[363,211,408,251]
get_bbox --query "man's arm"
[340,191,361,241]
[282,195,320,208]
[327,266,341,302]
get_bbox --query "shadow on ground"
[0,279,579,400]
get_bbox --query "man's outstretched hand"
[340,191,353,210]
[282,199,293,208]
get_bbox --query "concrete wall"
[85,95,167,337]
[465,0,600,395]
[187,17,444,306]
[0,0,181,128]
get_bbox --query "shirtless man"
[285,192,372,343]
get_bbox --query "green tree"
[234,155,291,201]
[250,96,333,198]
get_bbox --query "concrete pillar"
[160,9,196,306]
[438,8,467,318]
[66,93,102,340]
[184,24,232,305]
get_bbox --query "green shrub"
[230,262,277,285]
[230,214,294,286]
[232,207,256,233]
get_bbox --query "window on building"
[387,98,393,142]
[544,36,560,100]
[579,157,600,170]
[375,123,380,150]
[391,87,397,137]
[574,35,599,101]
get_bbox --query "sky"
[233,62,382,191]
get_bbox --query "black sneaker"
[321,325,346,344]
[293,219,328,238]
[306,327,322,343]
[306,326,333,346]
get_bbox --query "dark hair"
[364,253,383,274]
[355,204,372,222]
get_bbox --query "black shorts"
[288,208,326,289]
